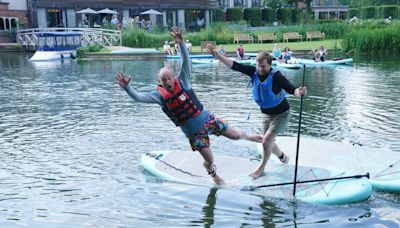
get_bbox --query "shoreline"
[1,44,334,60]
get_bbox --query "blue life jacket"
[250,69,286,109]
[273,49,281,58]
[283,52,291,62]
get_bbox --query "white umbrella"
[97,8,119,14]
[76,8,98,14]
[140,9,163,15]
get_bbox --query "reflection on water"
[0,53,399,227]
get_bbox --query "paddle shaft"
[247,173,370,190]
[293,65,306,197]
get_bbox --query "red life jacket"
[157,79,203,126]
[238,47,244,58]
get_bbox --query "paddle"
[241,173,370,191]
[292,65,306,197]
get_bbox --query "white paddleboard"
[141,150,372,205]
[257,136,400,193]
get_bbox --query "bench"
[234,34,254,44]
[283,32,303,42]
[306,31,325,41]
[200,41,216,52]
[257,33,277,43]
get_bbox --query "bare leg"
[262,123,284,160]
[250,130,277,179]
[199,147,225,185]
[222,126,262,142]
[271,141,284,157]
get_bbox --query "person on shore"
[116,27,262,184]
[207,44,307,179]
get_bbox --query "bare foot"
[212,175,225,185]
[249,169,265,179]
[247,134,263,143]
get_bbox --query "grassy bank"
[341,21,400,54]
[96,20,399,55]
[121,22,346,49]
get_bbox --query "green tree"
[263,0,285,9]
[338,0,351,5]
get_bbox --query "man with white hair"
[116,27,262,184]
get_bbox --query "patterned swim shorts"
[189,114,228,151]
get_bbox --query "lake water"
[0,53,399,227]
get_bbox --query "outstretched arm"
[207,43,234,68]
[116,72,161,104]
[170,27,190,88]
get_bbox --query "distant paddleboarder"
[116,27,262,185]
[207,44,307,179]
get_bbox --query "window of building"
[11,19,17,29]
[0,18,4,30]
[252,0,261,7]
[234,0,247,7]
[129,9,141,18]
[219,0,229,6]
[339,11,347,20]
[185,9,205,32]
[47,9,63,27]
[165,10,175,28]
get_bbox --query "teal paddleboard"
[276,62,302,69]
[141,150,372,205]
[296,58,353,66]
[166,54,213,59]
[257,136,400,193]
[191,58,255,65]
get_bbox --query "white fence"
[16,27,122,49]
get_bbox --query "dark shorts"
[189,114,228,151]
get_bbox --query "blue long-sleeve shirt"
[122,42,211,136]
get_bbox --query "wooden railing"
[16,27,122,49]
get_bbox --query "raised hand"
[169,27,183,45]
[116,72,131,88]
[206,43,217,56]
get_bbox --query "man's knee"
[231,132,241,140]
[223,128,241,140]
[262,135,274,146]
